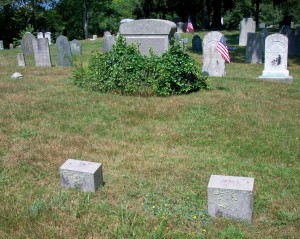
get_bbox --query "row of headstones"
[60,159,255,223]
[19,32,82,67]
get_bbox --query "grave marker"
[56,35,72,66]
[202,31,226,77]
[45,32,51,45]
[259,33,292,82]
[208,175,254,222]
[17,53,26,66]
[279,25,291,35]
[37,32,44,39]
[32,38,52,67]
[60,159,103,192]
[245,33,263,64]
[192,35,202,52]
[102,35,115,53]
[70,39,82,55]
[0,40,3,50]
[239,18,256,46]
[177,22,184,33]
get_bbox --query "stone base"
[258,75,293,83]
[60,159,103,192]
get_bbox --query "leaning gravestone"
[119,19,176,56]
[208,175,254,222]
[192,35,202,52]
[0,40,3,50]
[37,32,44,39]
[56,35,72,66]
[60,159,103,193]
[70,39,82,55]
[102,35,115,53]
[245,33,264,64]
[17,53,26,66]
[202,31,225,77]
[32,38,52,67]
[259,33,292,83]
[239,18,256,46]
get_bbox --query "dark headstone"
[192,35,202,52]
[56,35,72,66]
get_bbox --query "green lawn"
[0,31,299,239]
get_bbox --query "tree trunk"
[254,0,260,28]
[201,0,210,29]
[211,0,222,29]
[83,0,88,39]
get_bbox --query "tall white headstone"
[45,32,51,45]
[37,32,44,39]
[202,31,225,77]
[259,33,292,83]
[239,18,256,46]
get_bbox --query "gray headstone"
[192,35,202,52]
[295,26,300,35]
[259,23,266,29]
[92,35,97,40]
[45,32,51,45]
[259,33,292,82]
[208,175,254,223]
[279,25,291,36]
[60,159,103,192]
[119,19,177,56]
[177,22,184,33]
[37,32,44,39]
[9,43,14,49]
[239,18,256,46]
[104,31,111,37]
[174,32,181,41]
[17,53,26,66]
[56,35,72,66]
[21,32,35,55]
[102,35,115,53]
[202,31,226,77]
[245,33,263,64]
[0,40,3,50]
[288,35,300,56]
[70,39,82,55]
[32,38,52,67]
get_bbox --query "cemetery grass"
[0,32,300,239]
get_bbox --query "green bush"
[73,35,208,96]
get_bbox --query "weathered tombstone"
[221,17,224,25]
[60,159,103,193]
[17,53,26,66]
[102,35,115,53]
[245,32,263,64]
[45,32,51,45]
[279,25,291,35]
[192,35,202,52]
[37,32,44,39]
[119,19,176,56]
[0,40,3,50]
[56,35,72,66]
[21,32,35,66]
[104,31,111,37]
[288,35,300,56]
[239,18,256,46]
[92,35,97,40]
[174,32,181,41]
[259,23,266,29]
[261,28,269,41]
[208,175,254,223]
[70,39,82,55]
[202,31,226,77]
[259,33,292,83]
[177,22,184,33]
[32,38,52,67]
[9,43,14,49]
[295,26,300,35]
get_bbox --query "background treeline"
[0,0,300,47]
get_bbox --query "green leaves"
[73,35,209,96]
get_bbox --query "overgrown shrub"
[73,35,208,96]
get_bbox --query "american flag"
[216,35,230,63]
[186,17,194,33]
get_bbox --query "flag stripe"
[216,36,230,63]
[186,17,194,33]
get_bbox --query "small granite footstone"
[60,159,103,192]
[208,175,254,222]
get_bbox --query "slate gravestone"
[288,35,300,56]
[202,31,225,77]
[192,35,202,52]
[295,26,300,35]
[119,19,176,56]
[45,32,51,45]
[261,28,269,42]
[37,32,44,39]
[60,159,103,192]
[0,40,3,49]
[32,38,52,67]
[208,175,254,223]
[102,35,115,53]
[104,31,111,37]
[17,53,26,66]
[259,33,292,82]
[245,33,263,64]
[21,32,35,55]
[239,18,256,46]
[279,25,291,35]
[70,39,82,55]
[56,35,72,66]
[177,22,184,33]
